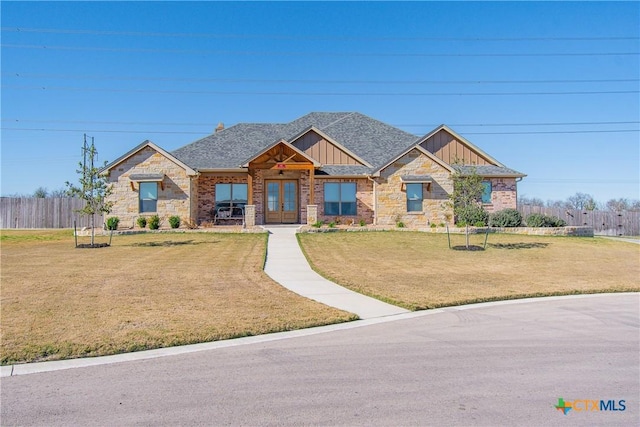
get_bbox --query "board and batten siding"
[420,129,491,165]
[0,197,102,228]
[293,130,362,165]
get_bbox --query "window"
[215,183,248,210]
[139,182,158,213]
[406,183,423,212]
[324,182,356,215]
[481,181,492,204]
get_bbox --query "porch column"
[244,205,256,227]
[247,172,253,204]
[307,205,318,225]
[309,166,315,203]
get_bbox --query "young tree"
[449,168,488,248]
[65,136,113,246]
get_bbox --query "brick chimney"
[215,122,224,133]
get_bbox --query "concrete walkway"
[263,226,409,319]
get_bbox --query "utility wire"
[3,85,638,96]
[2,27,638,42]
[3,119,638,128]
[3,72,638,85]
[2,127,637,135]
[2,44,638,57]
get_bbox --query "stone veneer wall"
[196,173,248,224]
[107,147,193,228]
[485,178,518,213]
[313,178,374,224]
[375,148,454,227]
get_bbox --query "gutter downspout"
[515,176,523,209]
[367,175,377,225]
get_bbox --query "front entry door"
[265,180,298,223]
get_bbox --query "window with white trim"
[406,183,423,212]
[139,182,158,213]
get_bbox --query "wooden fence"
[518,206,640,236]
[0,198,104,229]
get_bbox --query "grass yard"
[1,230,355,364]
[298,232,640,310]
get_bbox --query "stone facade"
[375,148,454,227]
[106,146,193,228]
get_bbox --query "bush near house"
[168,215,181,229]
[456,205,489,227]
[137,216,147,228]
[526,213,566,227]
[148,215,161,230]
[489,209,522,227]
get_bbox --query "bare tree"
[518,196,545,207]
[566,192,597,210]
[606,198,629,212]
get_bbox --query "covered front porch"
[200,140,320,227]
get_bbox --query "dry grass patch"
[1,230,355,364]
[298,232,640,310]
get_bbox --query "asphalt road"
[2,294,638,426]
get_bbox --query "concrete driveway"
[1,293,638,426]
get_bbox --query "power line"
[3,72,638,85]
[3,85,638,96]
[3,44,638,58]
[2,27,637,42]
[3,118,638,128]
[2,127,637,135]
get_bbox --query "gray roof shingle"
[171,112,419,173]
[452,165,526,177]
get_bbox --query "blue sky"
[1,1,639,203]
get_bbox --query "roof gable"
[242,139,320,167]
[290,126,372,168]
[372,144,454,176]
[102,140,197,176]
[417,125,504,167]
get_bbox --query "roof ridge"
[319,112,356,130]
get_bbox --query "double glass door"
[265,180,298,223]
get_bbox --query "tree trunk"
[90,213,95,246]
[466,224,470,249]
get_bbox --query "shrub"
[168,215,181,229]
[148,215,160,230]
[526,213,566,227]
[396,221,405,228]
[328,221,336,228]
[106,217,120,230]
[489,208,522,227]
[430,223,437,228]
[137,216,147,228]
[312,220,324,228]
[455,205,488,227]
[359,219,366,227]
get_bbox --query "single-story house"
[102,112,525,228]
